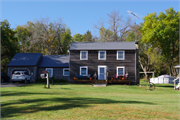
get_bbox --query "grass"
[1,80,180,119]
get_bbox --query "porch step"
[93,84,107,87]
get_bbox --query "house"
[38,55,69,80]
[7,53,43,82]
[8,42,139,84]
[69,42,139,85]
[7,53,69,82]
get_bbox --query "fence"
[150,77,179,84]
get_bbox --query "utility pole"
[127,10,140,42]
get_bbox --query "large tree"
[16,17,72,55]
[94,10,132,42]
[16,25,31,53]
[72,33,84,42]
[141,7,179,76]
[1,20,20,73]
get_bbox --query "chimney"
[135,40,138,49]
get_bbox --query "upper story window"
[98,51,106,60]
[80,66,88,76]
[80,51,88,60]
[117,51,125,60]
[45,68,53,77]
[63,68,69,76]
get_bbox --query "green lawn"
[1,80,180,119]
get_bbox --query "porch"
[73,72,131,85]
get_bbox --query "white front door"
[98,66,106,80]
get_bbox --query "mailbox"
[40,73,47,79]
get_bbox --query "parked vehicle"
[12,71,31,83]
[1,72,10,83]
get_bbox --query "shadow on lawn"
[1,91,59,97]
[156,85,174,88]
[1,96,156,118]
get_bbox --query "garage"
[8,53,43,82]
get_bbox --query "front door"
[98,66,106,80]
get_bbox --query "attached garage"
[8,53,43,82]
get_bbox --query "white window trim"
[80,66,88,76]
[80,51,88,60]
[63,68,69,76]
[45,68,53,77]
[98,51,106,60]
[117,66,125,76]
[117,51,125,60]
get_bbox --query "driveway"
[1,82,26,87]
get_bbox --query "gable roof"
[38,55,69,68]
[8,53,42,67]
[69,42,136,50]
[175,64,180,68]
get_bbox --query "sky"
[1,0,179,36]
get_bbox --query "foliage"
[99,26,114,42]
[1,20,20,73]
[83,30,95,42]
[141,7,179,76]
[72,30,96,42]
[94,10,132,42]
[15,18,72,55]
[72,33,84,42]
[16,25,31,53]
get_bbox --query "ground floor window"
[63,68,69,76]
[45,68,53,77]
[117,66,125,76]
[80,66,88,76]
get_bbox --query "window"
[80,51,88,60]
[63,68,69,76]
[45,68,53,77]
[80,66,88,76]
[117,51,125,60]
[117,66,125,76]
[98,51,106,60]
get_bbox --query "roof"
[69,42,136,50]
[175,64,180,68]
[8,53,42,66]
[158,75,172,78]
[38,55,69,68]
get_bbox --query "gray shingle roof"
[8,53,42,66]
[38,55,69,68]
[69,42,136,50]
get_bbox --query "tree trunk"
[139,56,148,79]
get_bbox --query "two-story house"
[69,42,139,85]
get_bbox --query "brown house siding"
[70,50,138,84]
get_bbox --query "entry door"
[98,66,106,80]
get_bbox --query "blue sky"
[1,0,179,36]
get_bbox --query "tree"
[141,7,179,76]
[83,30,95,42]
[94,10,132,42]
[99,26,114,42]
[72,33,84,42]
[20,17,72,55]
[1,20,20,73]
[124,23,169,79]
[16,25,31,53]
